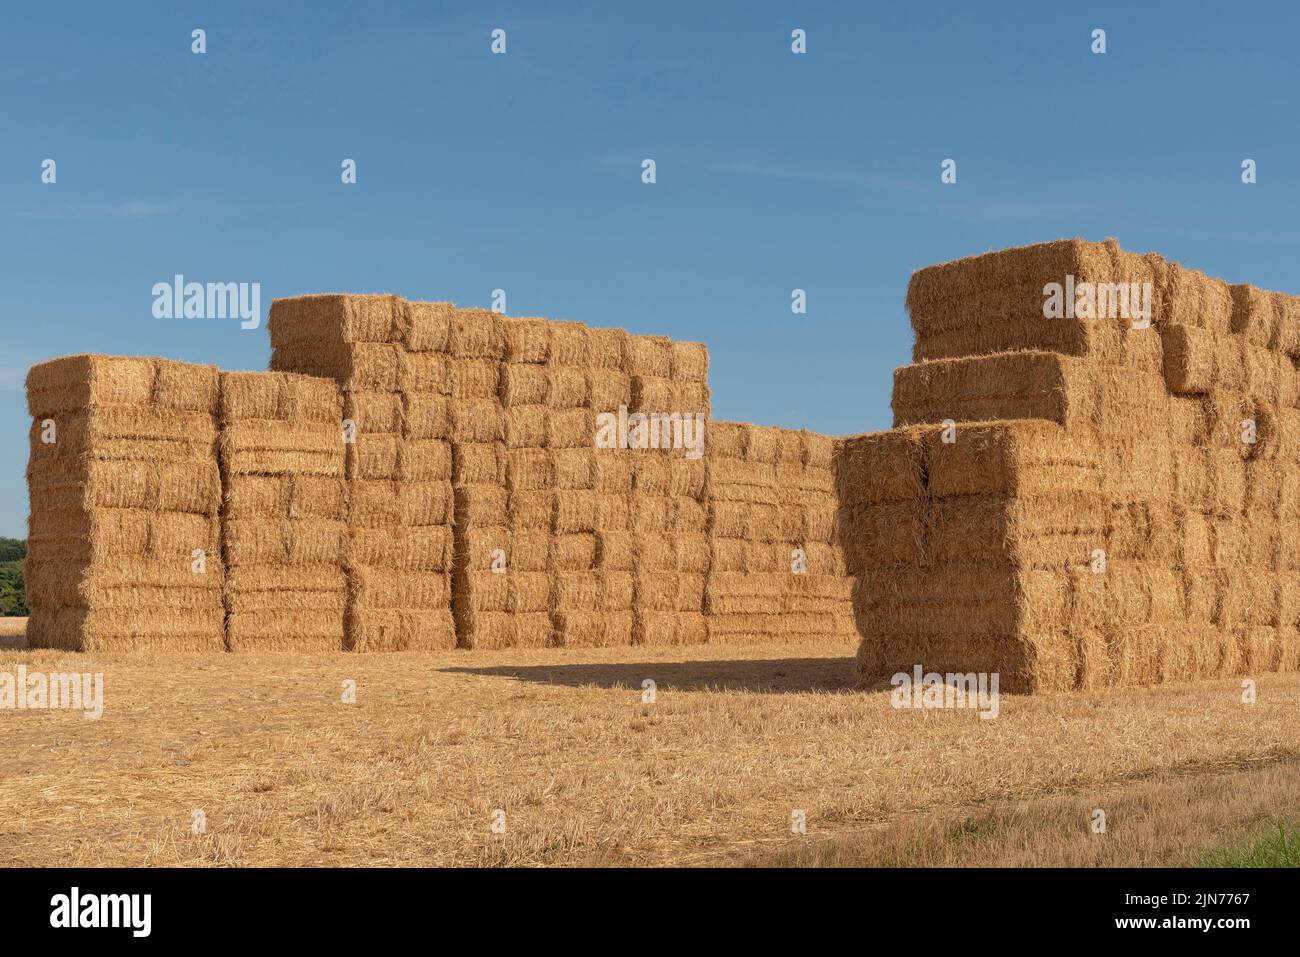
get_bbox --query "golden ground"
[2,630,1297,866]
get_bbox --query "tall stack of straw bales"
[845,238,1300,691]
[25,356,225,651]
[527,320,634,648]
[218,371,347,651]
[625,337,712,645]
[269,295,456,650]
[267,295,713,649]
[707,422,855,644]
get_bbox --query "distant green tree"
[0,538,27,616]
[0,537,25,563]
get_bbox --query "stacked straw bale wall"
[706,422,856,644]
[25,356,225,651]
[218,371,347,651]
[846,238,1300,691]
[269,295,456,650]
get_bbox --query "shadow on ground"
[441,656,859,693]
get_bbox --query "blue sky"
[3,1,1299,536]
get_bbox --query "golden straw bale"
[448,307,507,359]
[502,316,552,363]
[400,299,453,352]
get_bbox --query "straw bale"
[635,534,677,572]
[29,507,219,565]
[800,431,832,468]
[351,608,456,651]
[630,494,673,534]
[893,352,1169,429]
[776,462,833,495]
[678,573,707,611]
[1231,284,1282,349]
[225,474,346,522]
[346,390,403,435]
[348,432,399,480]
[1160,325,1242,395]
[547,367,589,408]
[676,497,708,533]
[546,407,592,448]
[450,608,516,650]
[502,317,552,363]
[1272,293,1300,358]
[676,533,712,573]
[454,569,549,613]
[709,538,781,573]
[455,441,507,486]
[707,422,747,460]
[504,405,547,448]
[586,327,628,370]
[596,530,635,571]
[448,397,505,443]
[667,341,707,382]
[27,355,219,417]
[351,524,454,572]
[219,423,342,477]
[501,364,549,406]
[396,351,447,394]
[548,321,588,366]
[596,493,632,531]
[508,448,552,491]
[709,500,771,539]
[832,427,926,508]
[448,307,507,359]
[670,458,707,498]
[548,448,592,489]
[270,294,402,348]
[550,533,598,571]
[924,419,1101,499]
[914,316,1160,366]
[553,492,597,534]
[510,489,553,530]
[26,607,225,653]
[31,407,216,464]
[740,425,781,464]
[553,571,633,611]
[225,563,346,596]
[223,518,345,567]
[582,453,630,494]
[632,610,679,646]
[625,335,672,377]
[225,609,345,652]
[589,369,632,410]
[631,375,675,412]
[553,610,633,647]
[445,357,499,398]
[840,500,928,569]
[276,340,403,393]
[353,566,452,611]
[400,299,454,352]
[1166,396,1206,446]
[219,371,341,423]
[632,455,672,495]
[25,559,222,611]
[29,459,221,516]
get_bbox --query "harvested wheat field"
[2,639,1297,867]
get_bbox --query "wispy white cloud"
[19,200,177,221]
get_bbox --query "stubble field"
[3,625,1298,866]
